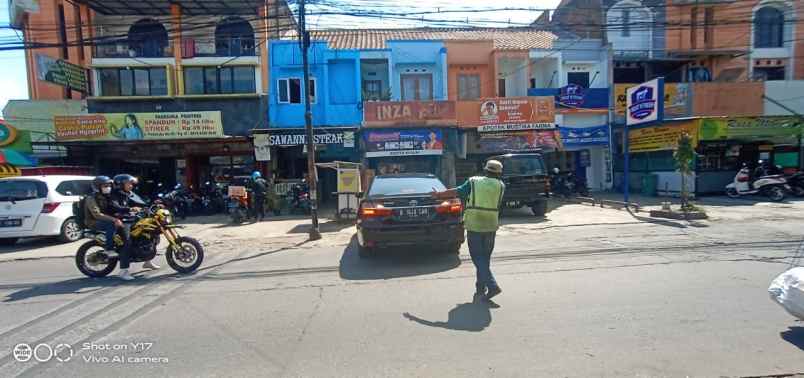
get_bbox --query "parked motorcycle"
[785,171,804,197]
[200,181,226,214]
[75,204,204,277]
[726,165,790,202]
[157,183,191,220]
[287,182,312,215]
[229,192,250,224]
[550,168,589,198]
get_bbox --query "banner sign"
[627,78,664,126]
[616,83,689,118]
[363,101,456,127]
[559,84,585,107]
[54,112,223,142]
[364,129,444,157]
[253,133,271,161]
[36,54,88,93]
[628,121,699,153]
[699,116,803,141]
[267,131,354,147]
[472,130,562,154]
[458,97,555,131]
[560,125,610,147]
[0,121,19,147]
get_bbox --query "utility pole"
[299,0,321,240]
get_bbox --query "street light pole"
[299,0,321,240]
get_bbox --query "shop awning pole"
[300,0,321,240]
[623,124,630,204]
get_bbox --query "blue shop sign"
[529,87,610,109]
[560,125,610,147]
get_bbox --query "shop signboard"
[267,130,355,147]
[528,87,610,109]
[699,116,803,141]
[559,84,585,107]
[616,83,689,118]
[0,121,19,147]
[54,112,224,141]
[626,78,664,126]
[628,121,700,153]
[363,101,456,128]
[560,125,610,147]
[36,54,88,93]
[364,129,444,157]
[458,97,555,132]
[337,169,360,193]
[472,130,562,154]
[253,133,271,161]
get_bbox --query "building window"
[401,74,433,101]
[567,72,590,88]
[621,9,630,37]
[754,7,784,48]
[278,78,302,104]
[497,78,506,97]
[185,66,256,95]
[363,80,383,101]
[754,66,785,81]
[308,78,317,104]
[704,8,714,48]
[98,67,168,96]
[690,7,698,49]
[128,19,169,58]
[215,17,255,56]
[458,74,481,100]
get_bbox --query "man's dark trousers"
[467,231,499,294]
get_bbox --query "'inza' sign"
[363,101,456,127]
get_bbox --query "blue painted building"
[387,41,448,101]
[264,40,363,199]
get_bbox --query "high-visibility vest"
[464,176,504,233]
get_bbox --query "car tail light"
[436,199,462,215]
[41,202,61,213]
[359,202,393,219]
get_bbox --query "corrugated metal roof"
[284,28,557,50]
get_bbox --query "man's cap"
[485,160,503,174]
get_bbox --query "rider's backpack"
[73,196,87,229]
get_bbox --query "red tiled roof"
[284,28,557,50]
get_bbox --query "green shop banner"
[700,117,803,141]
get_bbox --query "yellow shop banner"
[628,121,700,153]
[54,111,223,142]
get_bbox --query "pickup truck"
[486,153,551,217]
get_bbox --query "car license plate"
[0,219,22,228]
[397,207,429,220]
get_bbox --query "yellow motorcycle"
[76,205,204,277]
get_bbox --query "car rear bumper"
[357,221,465,248]
[0,214,63,239]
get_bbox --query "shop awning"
[0,164,21,178]
[0,149,37,167]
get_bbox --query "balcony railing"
[93,38,259,59]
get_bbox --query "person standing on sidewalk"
[251,171,269,221]
[432,160,505,301]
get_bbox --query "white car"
[0,175,95,246]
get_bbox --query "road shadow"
[403,298,496,332]
[287,220,354,234]
[3,277,127,302]
[780,326,804,351]
[339,235,461,280]
[0,237,76,254]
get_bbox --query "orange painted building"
[665,0,804,81]
[12,0,93,100]
[445,40,495,101]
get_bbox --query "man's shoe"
[484,287,502,301]
[142,261,161,270]
[118,269,135,281]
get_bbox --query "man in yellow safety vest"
[432,160,505,301]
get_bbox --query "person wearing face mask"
[83,176,125,266]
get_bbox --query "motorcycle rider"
[250,171,269,221]
[113,174,161,272]
[83,176,133,281]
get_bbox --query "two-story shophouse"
[38,0,293,193]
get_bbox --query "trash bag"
[769,267,804,320]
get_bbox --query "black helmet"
[92,176,113,192]
[113,174,136,188]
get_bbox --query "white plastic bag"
[769,267,804,320]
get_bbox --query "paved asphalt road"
[0,199,802,377]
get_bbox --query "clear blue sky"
[0,4,30,113]
[0,0,559,112]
